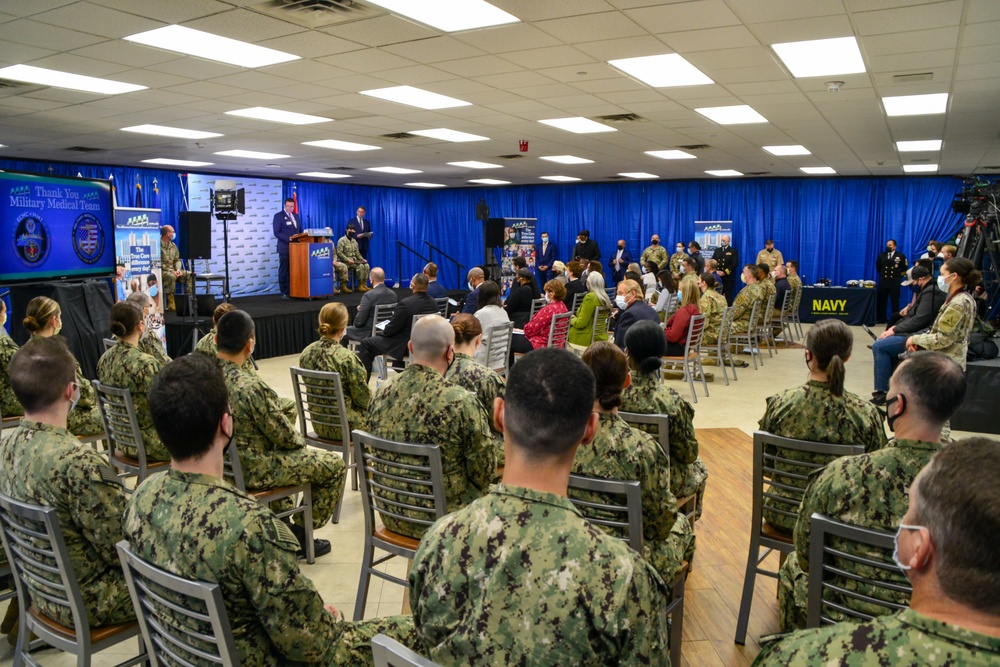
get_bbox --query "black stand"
[179,259,206,354]
[215,212,236,303]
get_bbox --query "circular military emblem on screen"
[12,214,50,267]
[72,213,105,264]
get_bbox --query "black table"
[798,286,876,326]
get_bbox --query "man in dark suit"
[610,279,659,351]
[461,267,485,314]
[876,238,908,323]
[272,197,301,300]
[358,273,438,379]
[350,206,373,260]
[711,235,739,304]
[344,267,398,344]
[608,239,633,285]
[563,260,587,308]
[423,262,448,299]
[573,230,601,263]
[536,231,557,284]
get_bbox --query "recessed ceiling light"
[362,0,519,32]
[763,145,811,156]
[540,155,594,165]
[225,107,331,125]
[405,182,448,188]
[882,93,948,117]
[538,117,616,134]
[122,124,222,140]
[0,64,146,95]
[469,178,510,185]
[142,158,214,167]
[302,139,381,152]
[124,25,299,68]
[619,172,659,179]
[360,85,470,110]
[540,175,581,182]
[368,167,422,174]
[297,172,352,179]
[608,53,713,87]
[447,161,502,169]
[214,149,289,159]
[800,166,836,174]
[896,140,942,152]
[903,164,938,173]
[410,128,489,142]
[771,36,866,78]
[695,105,768,125]
[705,169,743,177]
[645,150,696,160]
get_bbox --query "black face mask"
[348,231,356,237]
[885,394,905,432]
[651,239,659,245]
[618,244,625,250]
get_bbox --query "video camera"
[951,176,999,216]
[210,179,245,219]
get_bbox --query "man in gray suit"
[343,267,397,344]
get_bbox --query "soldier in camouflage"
[698,272,728,345]
[160,225,192,312]
[757,437,1000,667]
[668,242,688,276]
[0,299,23,418]
[126,352,419,667]
[445,315,506,463]
[367,316,498,540]
[410,347,671,666]
[337,223,370,290]
[0,337,133,628]
[776,351,965,632]
[196,302,258,374]
[905,257,980,370]
[730,265,764,335]
[640,234,669,271]
[786,260,803,290]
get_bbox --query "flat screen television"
[0,170,116,285]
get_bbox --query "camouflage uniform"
[621,371,708,518]
[220,359,346,528]
[410,483,671,666]
[753,609,1000,666]
[0,330,23,418]
[330,244,349,286]
[337,234,370,286]
[759,379,887,532]
[444,352,506,464]
[160,239,192,309]
[0,419,133,628]
[197,331,256,375]
[668,250,688,275]
[698,288,728,345]
[777,438,939,632]
[908,291,977,370]
[139,328,171,365]
[97,340,168,461]
[640,243,669,271]
[787,273,803,291]
[758,277,776,306]
[730,282,763,334]
[298,337,370,441]
[29,334,104,437]
[124,469,419,667]
[367,364,498,539]
[570,412,695,583]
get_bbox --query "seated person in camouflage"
[760,319,886,534]
[575,341,695,583]
[445,315,505,462]
[698,272,728,345]
[126,290,170,365]
[757,437,1000,666]
[126,352,419,667]
[0,337,133,628]
[730,265,765,335]
[330,242,350,295]
[777,351,966,632]
[97,301,168,461]
[21,296,103,437]
[786,260,803,290]
[621,321,708,519]
[410,347,671,666]
[757,262,776,302]
[0,299,23,419]
[216,310,345,558]
[337,223,370,292]
[366,315,498,540]
[298,302,370,441]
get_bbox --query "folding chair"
[481,321,514,377]
[528,298,546,320]
[543,311,572,349]
[568,306,611,354]
[290,366,358,493]
[372,634,443,667]
[349,302,396,352]
[94,380,169,490]
[777,289,797,346]
[791,287,804,339]
[705,305,738,385]
[662,314,708,403]
[571,292,586,314]
[757,293,778,357]
[103,338,117,352]
[730,300,763,370]
[433,297,449,317]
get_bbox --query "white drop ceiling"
[0,0,997,188]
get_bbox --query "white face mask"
[740,273,748,284]
[892,524,926,571]
[541,236,548,243]
[615,295,628,309]
[937,274,952,291]
[676,247,684,253]
[544,293,552,304]
[69,382,80,413]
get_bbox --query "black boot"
[285,521,332,559]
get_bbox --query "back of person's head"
[504,348,595,460]
[478,280,502,308]
[701,272,718,290]
[126,290,152,310]
[411,273,429,292]
[587,272,611,307]
[23,296,59,333]
[544,278,567,303]
[9,337,76,412]
[680,279,700,306]
[109,301,143,338]
[213,302,236,326]
[512,256,527,270]
[915,258,933,273]
[410,315,453,362]
[745,264,763,281]
[318,302,348,336]
[581,341,628,411]
[423,262,438,279]
[757,263,771,279]
[451,313,482,346]
[566,260,582,278]
[912,437,1000,614]
[516,267,533,284]
[588,260,602,275]
[370,267,385,284]
[467,266,484,282]
[944,257,981,289]
[893,351,966,425]
[627,262,640,275]
[910,266,931,282]
[804,319,852,397]
[625,270,642,284]
[773,264,786,278]
[942,244,957,257]
[645,261,659,275]
[149,353,229,462]
[658,270,677,293]
[624,320,664,376]
[216,310,254,354]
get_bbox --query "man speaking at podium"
[273,197,300,300]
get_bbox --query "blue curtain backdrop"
[0,157,963,291]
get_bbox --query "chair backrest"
[352,430,447,539]
[481,322,514,375]
[717,305,736,351]
[605,287,616,301]
[528,298,546,319]
[566,475,644,552]
[433,297,449,317]
[664,292,680,317]
[372,634,442,667]
[545,311,572,349]
[117,540,240,667]
[745,298,762,332]
[759,293,776,327]
[412,313,435,328]
[792,286,803,311]
[372,304,397,337]
[590,306,612,343]
[289,366,350,444]
[806,514,912,628]
[571,292,586,313]
[223,442,248,491]
[683,313,706,355]
[93,380,147,471]
[780,289,795,315]
[618,411,669,453]
[103,338,117,352]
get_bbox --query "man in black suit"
[876,238,908,323]
[711,235,739,304]
[573,230,601,263]
[358,273,438,379]
[423,262,448,299]
[461,267,485,314]
[350,206,373,260]
[272,197,300,299]
[344,267,398,344]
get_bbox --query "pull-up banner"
[113,207,165,348]
[694,220,732,256]
[495,217,537,296]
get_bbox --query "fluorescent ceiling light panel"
[405,182,447,188]
[896,140,942,152]
[619,172,659,179]
[363,0,519,32]
[903,164,938,173]
[226,107,331,125]
[540,155,593,165]
[608,53,713,87]
[800,166,836,174]
[142,158,214,167]
[771,36,866,78]
[469,179,510,185]
[298,172,351,179]
[540,175,581,182]
[538,117,616,134]
[124,26,299,68]
[410,128,489,142]
[447,161,502,169]
[122,124,222,139]
[763,145,810,156]
[302,139,380,152]
[0,64,145,95]
[695,105,768,125]
[882,93,948,117]
[214,149,289,159]
[368,166,422,174]
[705,169,743,177]
[645,150,696,160]
[360,85,470,110]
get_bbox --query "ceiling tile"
[625,0,742,32]
[535,11,646,42]
[852,1,964,36]
[31,3,160,38]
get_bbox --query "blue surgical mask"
[892,523,926,571]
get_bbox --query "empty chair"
[662,314,709,403]
[94,380,169,489]
[290,366,358,491]
[480,321,514,376]
[372,634,443,667]
[433,297,449,317]
[791,287,804,339]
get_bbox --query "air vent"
[677,144,710,150]
[325,166,356,170]
[382,132,417,140]
[0,78,43,94]
[982,165,1000,171]
[496,154,524,160]
[911,158,932,163]
[65,146,105,153]
[892,72,933,83]
[252,0,384,29]
[745,171,770,176]
[595,113,645,123]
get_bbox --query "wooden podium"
[289,232,334,299]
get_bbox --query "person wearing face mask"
[536,231,557,284]
[905,257,981,372]
[640,234,669,272]
[125,289,171,366]
[730,264,764,335]
[160,224,192,312]
[876,238,909,323]
[336,222,370,292]
[461,266,486,314]
[572,229,601,264]
[688,241,705,275]
[510,280,569,363]
[774,350,964,633]
[711,235,739,304]
[21,296,103,437]
[608,239,633,285]
[446,314,506,459]
[755,239,784,271]
[0,298,24,419]
[668,242,688,277]
[697,272,728,345]
[610,279,658,351]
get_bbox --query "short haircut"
[503,348,595,459]
[624,320,664,376]
[625,270,642,284]
[746,264,764,281]
[765,239,774,245]
[423,262,438,278]
[892,351,966,424]
[512,256,527,269]
[410,315,453,360]
[10,337,77,412]
[888,239,897,246]
[147,273,157,285]
[318,302,348,336]
[478,280,502,308]
[565,260,582,278]
[346,222,357,231]
[787,260,799,271]
[23,296,60,333]
[756,263,771,278]
[411,273,429,292]
[578,230,589,239]
[682,256,696,270]
[912,437,1000,614]
[910,265,931,280]
[216,310,255,354]
[516,267,533,282]
[370,267,385,283]
[109,301,143,338]
[284,197,294,205]
[942,244,957,256]
[689,241,701,251]
[543,278,566,302]
[467,267,484,281]
[619,279,642,297]
[149,353,229,462]
[915,258,934,272]
[451,313,483,345]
